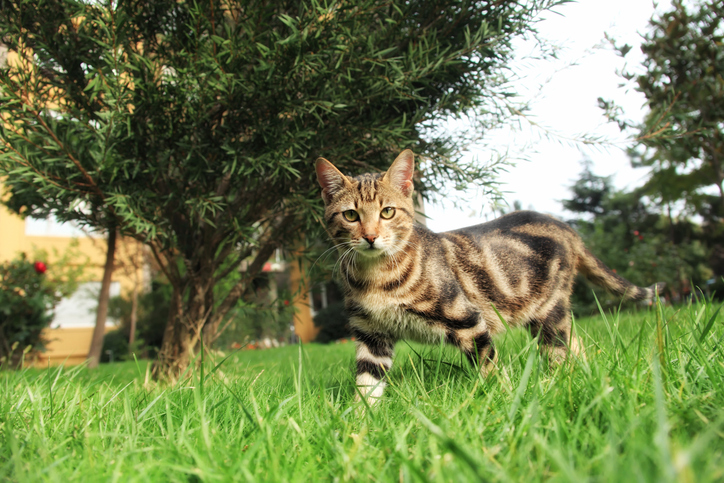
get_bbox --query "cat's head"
[315,150,416,260]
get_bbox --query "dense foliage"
[104,274,297,360]
[591,0,724,312]
[210,273,297,350]
[0,243,89,366]
[564,162,714,316]
[601,1,724,218]
[0,254,57,366]
[0,0,557,377]
[313,301,352,344]
[634,1,724,217]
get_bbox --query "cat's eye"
[342,210,359,222]
[380,207,396,220]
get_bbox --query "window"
[25,215,89,238]
[52,281,121,329]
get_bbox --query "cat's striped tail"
[576,248,665,302]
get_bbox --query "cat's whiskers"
[397,238,420,252]
[333,246,353,280]
[312,241,354,273]
[337,245,360,287]
[380,237,419,268]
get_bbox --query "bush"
[103,281,170,361]
[100,328,128,363]
[0,253,59,367]
[214,292,297,349]
[313,301,351,344]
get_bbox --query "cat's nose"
[363,234,378,246]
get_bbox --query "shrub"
[103,281,170,361]
[214,291,297,349]
[0,253,59,367]
[313,301,351,344]
[100,328,128,363]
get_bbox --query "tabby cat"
[315,149,664,403]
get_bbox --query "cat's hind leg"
[353,330,395,404]
[451,330,498,376]
[526,300,584,362]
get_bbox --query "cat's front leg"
[353,330,395,405]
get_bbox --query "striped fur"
[316,150,665,404]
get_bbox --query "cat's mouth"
[357,245,385,258]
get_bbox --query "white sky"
[426,0,672,232]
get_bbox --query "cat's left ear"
[316,157,350,203]
[384,149,415,197]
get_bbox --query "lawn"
[2,300,724,482]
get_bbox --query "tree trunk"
[128,279,138,348]
[151,239,281,379]
[152,278,214,380]
[87,228,117,368]
[152,286,194,381]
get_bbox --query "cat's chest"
[351,292,446,344]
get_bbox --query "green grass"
[2,300,724,482]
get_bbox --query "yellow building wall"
[0,203,143,295]
[35,327,117,366]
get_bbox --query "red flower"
[283,300,290,306]
[34,261,47,274]
[633,230,639,236]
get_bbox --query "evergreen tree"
[0,0,557,377]
[564,163,712,314]
[600,0,724,292]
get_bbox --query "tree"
[0,0,556,378]
[563,163,712,314]
[602,0,724,219]
[600,0,724,289]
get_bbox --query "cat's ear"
[383,149,414,197]
[316,157,350,203]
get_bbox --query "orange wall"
[288,258,319,343]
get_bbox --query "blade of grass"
[651,358,675,482]
[698,301,723,344]
[199,331,205,398]
[411,408,487,481]
[215,377,258,431]
[508,340,537,423]
[655,291,667,371]
[209,343,249,375]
